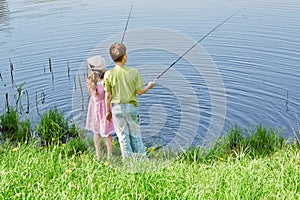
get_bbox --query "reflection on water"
[1,0,300,148]
[0,0,7,23]
[0,0,10,46]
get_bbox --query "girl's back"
[96,81,105,101]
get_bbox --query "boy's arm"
[136,81,155,96]
[105,91,112,121]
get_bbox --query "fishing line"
[154,9,242,82]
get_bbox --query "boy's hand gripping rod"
[153,10,242,82]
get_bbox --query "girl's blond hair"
[86,70,105,91]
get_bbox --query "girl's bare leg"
[105,134,113,159]
[94,133,101,161]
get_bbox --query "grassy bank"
[1,108,300,199]
[1,142,299,199]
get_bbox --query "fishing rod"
[121,3,134,43]
[87,4,133,70]
[154,9,242,82]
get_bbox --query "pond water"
[1,0,300,149]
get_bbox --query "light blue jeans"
[111,104,146,159]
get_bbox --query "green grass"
[0,142,299,199]
[176,124,286,164]
[1,107,300,199]
[0,108,32,143]
[36,107,80,146]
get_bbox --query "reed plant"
[0,107,32,143]
[177,124,286,163]
[66,136,89,156]
[35,107,79,146]
[246,124,285,157]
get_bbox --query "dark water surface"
[1,0,300,148]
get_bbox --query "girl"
[85,55,114,160]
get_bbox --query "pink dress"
[85,81,114,137]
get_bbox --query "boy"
[103,43,155,159]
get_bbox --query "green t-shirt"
[103,65,144,107]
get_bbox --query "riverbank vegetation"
[1,107,300,199]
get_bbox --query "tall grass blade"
[25,90,29,114]
[9,59,14,86]
[48,58,52,72]
[14,82,25,112]
[35,91,40,116]
[78,75,84,111]
[41,91,45,104]
[67,61,70,81]
[74,76,77,93]
[51,71,54,87]
[5,92,9,112]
